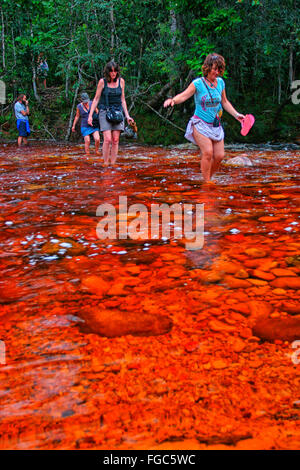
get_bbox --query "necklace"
[205,77,217,88]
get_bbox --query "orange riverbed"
[0,142,299,449]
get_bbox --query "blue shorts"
[16,120,30,137]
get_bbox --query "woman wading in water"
[88,61,134,166]
[72,92,100,156]
[164,53,245,182]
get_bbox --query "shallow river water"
[0,142,299,449]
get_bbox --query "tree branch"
[137,97,184,133]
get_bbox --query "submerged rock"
[224,156,253,167]
[245,248,267,258]
[286,255,300,267]
[270,277,300,289]
[41,238,86,256]
[280,301,300,316]
[81,276,111,297]
[253,316,300,342]
[78,307,173,337]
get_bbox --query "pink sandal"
[241,114,255,136]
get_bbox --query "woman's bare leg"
[192,128,214,182]
[111,130,121,165]
[93,131,100,155]
[84,135,90,155]
[102,130,112,165]
[210,139,225,178]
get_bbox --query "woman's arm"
[88,79,104,126]
[72,108,80,132]
[164,82,196,108]
[20,100,29,116]
[121,78,134,124]
[221,89,244,122]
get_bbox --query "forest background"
[0,0,299,145]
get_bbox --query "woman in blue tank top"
[72,92,100,156]
[88,61,134,166]
[164,54,245,183]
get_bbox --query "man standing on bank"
[14,94,30,147]
[164,53,245,183]
[88,61,134,166]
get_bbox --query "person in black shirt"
[88,61,134,166]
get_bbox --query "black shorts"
[18,120,30,137]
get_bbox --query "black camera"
[213,116,220,127]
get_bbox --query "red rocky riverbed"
[0,142,299,449]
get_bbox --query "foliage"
[0,0,299,143]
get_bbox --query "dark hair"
[103,60,120,82]
[202,53,225,77]
[15,94,26,103]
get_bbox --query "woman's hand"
[164,98,175,108]
[87,116,93,127]
[127,116,134,125]
[234,112,245,122]
[72,126,75,133]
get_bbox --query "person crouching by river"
[88,61,134,166]
[72,92,100,156]
[14,94,30,148]
[164,53,245,183]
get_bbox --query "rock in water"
[253,316,300,342]
[78,308,173,337]
[224,156,253,167]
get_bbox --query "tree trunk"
[289,45,293,86]
[65,64,70,99]
[170,9,177,47]
[11,26,16,69]
[278,62,281,105]
[146,78,178,109]
[110,3,115,58]
[65,67,82,141]
[1,7,5,71]
[30,23,40,102]
[137,36,143,89]
[32,57,40,102]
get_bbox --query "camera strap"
[104,79,110,110]
[202,78,222,125]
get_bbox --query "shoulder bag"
[104,79,124,124]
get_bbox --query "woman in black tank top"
[88,61,134,166]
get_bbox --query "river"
[0,142,299,449]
